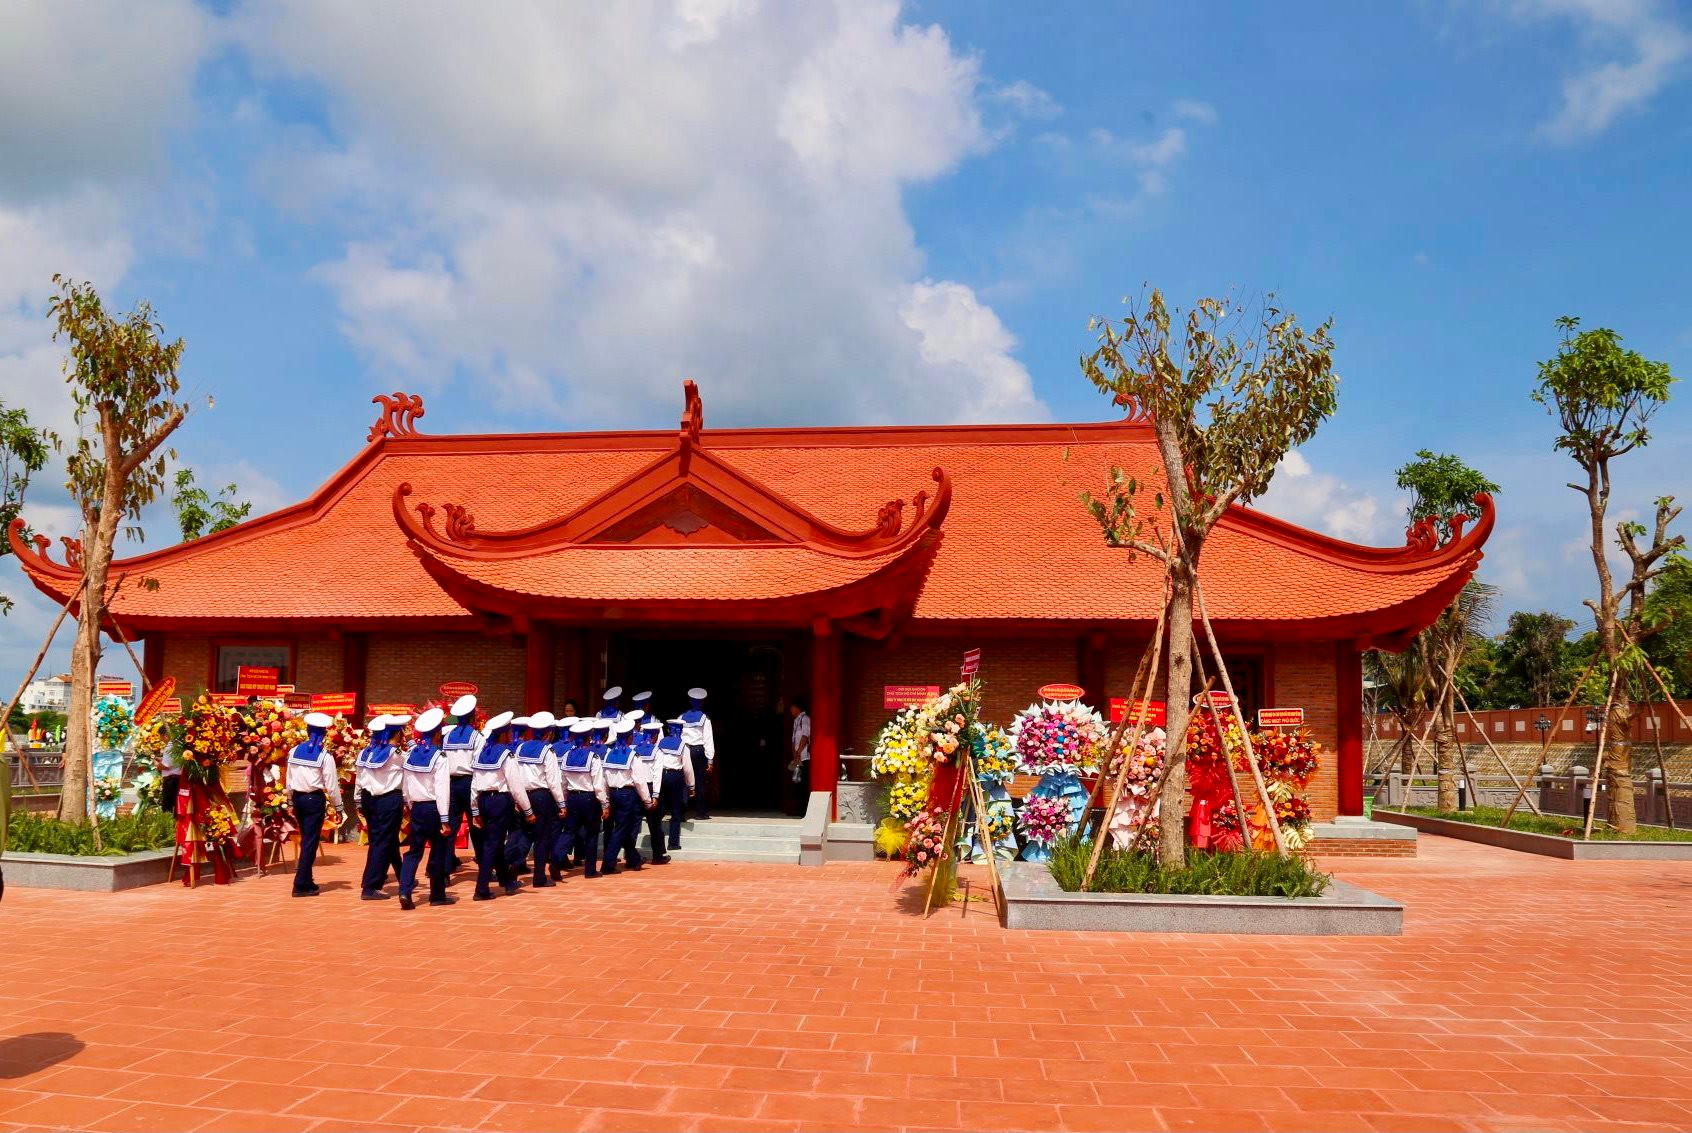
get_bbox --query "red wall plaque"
[1258,707,1306,728]
[236,666,279,697]
[1110,698,1166,727]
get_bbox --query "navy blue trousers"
[643,783,668,857]
[604,786,645,871]
[661,768,689,847]
[359,789,404,895]
[688,745,710,818]
[474,791,520,897]
[527,790,560,884]
[557,791,602,877]
[291,790,327,893]
[447,775,479,867]
[398,800,450,901]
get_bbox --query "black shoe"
[447,857,461,872]
[361,891,390,901]
[429,895,457,907]
[292,888,319,897]
[399,894,416,910]
[549,863,562,881]
[503,884,521,896]
[473,891,495,901]
[668,840,681,850]
[626,862,644,871]
[601,866,620,876]
[652,854,672,865]
[533,877,554,888]
[584,870,600,879]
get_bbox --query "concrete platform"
[1375,809,1692,859]
[3,849,175,892]
[999,860,1404,935]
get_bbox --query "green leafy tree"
[1082,289,1337,865]
[49,276,191,824]
[1391,452,1500,809]
[170,468,251,541]
[1534,315,1681,834]
[1642,555,1692,696]
[0,400,51,615]
[1492,611,1577,708]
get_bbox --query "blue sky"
[2,1,1689,691]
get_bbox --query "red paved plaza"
[2,835,1689,1132]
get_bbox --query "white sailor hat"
[631,690,652,704]
[667,717,687,727]
[510,716,531,730]
[556,715,579,728]
[602,686,624,702]
[450,693,477,718]
[612,718,635,735]
[569,719,595,735]
[688,687,707,700]
[483,710,514,735]
[366,714,392,731]
[528,711,556,730]
[591,716,614,730]
[415,706,445,733]
[639,718,662,731]
[623,708,646,723]
[386,713,414,729]
[304,712,333,729]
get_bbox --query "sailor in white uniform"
[680,688,715,820]
[469,712,527,900]
[440,693,482,872]
[656,716,696,850]
[355,714,408,900]
[397,706,454,909]
[597,686,625,722]
[634,718,670,864]
[601,717,651,873]
[287,711,342,897]
[508,711,564,889]
[555,718,609,878]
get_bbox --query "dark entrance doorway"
[613,634,801,813]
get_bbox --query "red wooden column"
[1078,630,1107,706]
[342,633,368,722]
[809,618,842,813]
[1335,639,1364,816]
[524,623,556,714]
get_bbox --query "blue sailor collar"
[561,746,593,772]
[405,743,443,771]
[473,741,510,771]
[514,738,549,765]
[289,740,328,765]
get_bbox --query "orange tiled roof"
[10,397,1491,643]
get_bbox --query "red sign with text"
[366,703,417,719]
[883,685,940,709]
[96,678,134,699]
[1257,707,1306,728]
[161,697,182,715]
[1037,683,1085,702]
[236,666,279,697]
[311,692,358,715]
[1110,698,1166,727]
[209,692,247,707]
[134,677,178,726]
[1193,690,1236,710]
[960,648,981,677]
[439,681,479,701]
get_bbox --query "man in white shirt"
[286,712,343,897]
[601,718,652,873]
[355,714,408,900]
[440,694,482,873]
[556,718,609,878]
[507,712,565,889]
[679,688,715,820]
[470,712,528,900]
[787,699,812,816]
[397,707,454,910]
[655,717,696,851]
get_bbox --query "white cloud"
[988,79,1063,120]
[1172,99,1218,125]
[235,0,1044,426]
[1510,0,1691,140]
[1253,450,1393,545]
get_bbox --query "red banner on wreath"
[276,683,296,695]
[1193,690,1235,710]
[1038,682,1085,702]
[134,677,178,725]
[236,666,279,697]
[311,692,358,715]
[439,681,479,701]
[1110,698,1166,727]
[366,703,417,718]
[209,692,247,707]
[960,648,981,677]
[883,684,939,709]
[97,678,134,699]
[283,692,312,711]
[161,696,183,715]
[1257,707,1305,728]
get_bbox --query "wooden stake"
[1454,688,1543,817]
[963,752,1004,917]
[1126,676,1218,858]
[1582,669,1620,841]
[1191,577,1287,857]
[1082,608,1170,888]
[922,757,971,917]
[1649,696,1675,831]
[1190,636,1249,843]
[1499,653,1599,827]
[1083,558,1176,821]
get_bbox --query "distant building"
[20,674,71,714]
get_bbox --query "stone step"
[664,847,800,864]
[676,819,802,839]
[660,836,800,853]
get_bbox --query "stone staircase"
[651,813,803,864]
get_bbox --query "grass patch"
[1402,805,1692,842]
[1046,836,1331,897]
[5,808,176,856]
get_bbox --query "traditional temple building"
[11,384,1493,820]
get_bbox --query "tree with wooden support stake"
[1080,287,1337,867]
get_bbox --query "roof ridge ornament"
[678,380,703,472]
[7,518,82,580]
[368,392,426,443]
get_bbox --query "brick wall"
[366,632,526,708]
[159,635,212,697]
[1307,836,1416,858]
[295,638,342,695]
[1270,642,1339,823]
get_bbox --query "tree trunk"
[1434,693,1459,812]
[1606,696,1637,834]
[58,461,121,824]
[1397,728,1414,776]
[1157,564,1196,867]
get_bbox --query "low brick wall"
[1307,836,1416,858]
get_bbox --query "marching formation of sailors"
[287,686,711,906]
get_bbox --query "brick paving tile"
[3,836,1692,1131]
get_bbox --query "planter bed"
[999,861,1403,935]
[3,849,176,892]
[1373,810,1692,860]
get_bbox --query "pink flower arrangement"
[900,806,951,877]
[1010,700,1106,775]
[1017,794,1073,848]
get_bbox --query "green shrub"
[5,808,177,856]
[1046,835,1330,898]
[1402,805,1692,842]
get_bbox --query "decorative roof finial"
[678,380,703,472]
[369,392,426,443]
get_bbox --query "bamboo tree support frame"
[1499,653,1599,828]
[1582,668,1621,841]
[962,750,1005,916]
[922,749,972,917]
[1125,676,1218,859]
[1454,688,1544,817]
[1616,628,1692,830]
[1190,634,1252,843]
[1081,603,1171,889]
[1083,556,1176,821]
